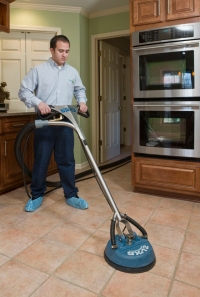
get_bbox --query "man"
[18,35,88,212]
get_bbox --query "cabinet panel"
[1,132,30,187]
[131,0,165,26]
[166,0,200,21]
[0,0,15,33]
[133,157,200,195]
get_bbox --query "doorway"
[91,30,131,163]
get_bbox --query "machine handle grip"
[37,105,61,120]
[77,105,90,118]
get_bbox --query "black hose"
[14,121,62,188]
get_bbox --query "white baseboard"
[75,161,89,170]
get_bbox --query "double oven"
[132,22,200,159]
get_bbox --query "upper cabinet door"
[0,0,15,33]
[166,0,200,21]
[131,0,165,26]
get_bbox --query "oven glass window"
[140,111,194,149]
[139,51,194,91]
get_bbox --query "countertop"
[0,110,36,117]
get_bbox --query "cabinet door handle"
[4,141,6,156]
[158,0,160,16]
[167,0,170,14]
[13,124,25,127]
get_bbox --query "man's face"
[50,40,70,66]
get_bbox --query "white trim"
[11,3,89,17]
[11,3,129,19]
[75,161,89,170]
[91,30,130,161]
[10,25,62,34]
[90,6,129,18]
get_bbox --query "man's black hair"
[50,35,70,49]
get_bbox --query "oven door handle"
[133,104,199,109]
[132,41,199,51]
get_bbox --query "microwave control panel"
[139,25,194,44]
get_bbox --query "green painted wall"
[89,12,129,36]
[10,8,129,165]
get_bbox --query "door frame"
[10,25,61,34]
[91,29,130,161]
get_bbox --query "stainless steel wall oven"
[132,23,200,159]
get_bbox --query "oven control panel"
[139,25,194,43]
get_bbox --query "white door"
[0,32,26,107]
[26,32,54,69]
[99,41,120,163]
[0,31,55,110]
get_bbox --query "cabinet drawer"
[1,116,32,134]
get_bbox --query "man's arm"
[18,68,42,108]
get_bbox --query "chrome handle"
[13,124,25,127]
[4,141,6,156]
[118,106,122,110]
[133,104,199,108]
[132,41,199,51]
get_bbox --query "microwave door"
[132,41,200,99]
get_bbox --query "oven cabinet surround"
[0,113,57,194]
[0,0,15,33]
[130,0,200,31]
[132,156,200,201]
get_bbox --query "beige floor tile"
[38,199,78,220]
[169,280,200,297]
[192,203,200,216]
[15,212,63,236]
[187,215,200,236]
[175,252,200,288]
[15,238,75,274]
[145,223,185,250]
[54,250,114,294]
[0,204,33,226]
[0,224,9,233]
[182,232,200,256]
[45,221,95,248]
[120,203,155,224]
[149,208,191,230]
[31,276,98,297]
[66,209,111,229]
[0,192,27,205]
[0,260,48,297]
[77,185,103,198]
[158,198,194,213]
[80,229,110,256]
[150,245,179,278]
[123,192,161,208]
[87,196,113,213]
[0,254,10,267]
[102,270,171,297]
[0,228,38,257]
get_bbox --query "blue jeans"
[30,123,78,199]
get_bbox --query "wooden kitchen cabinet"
[0,0,15,33]
[0,114,58,194]
[130,0,200,31]
[132,156,200,201]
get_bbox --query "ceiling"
[15,0,129,14]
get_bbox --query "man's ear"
[50,48,54,54]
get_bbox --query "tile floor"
[0,148,200,296]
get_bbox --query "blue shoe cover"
[66,196,88,210]
[25,196,43,212]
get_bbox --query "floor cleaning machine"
[15,105,156,273]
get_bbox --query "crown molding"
[11,3,89,17]
[89,6,129,18]
[11,3,129,19]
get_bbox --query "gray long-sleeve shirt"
[18,58,87,109]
